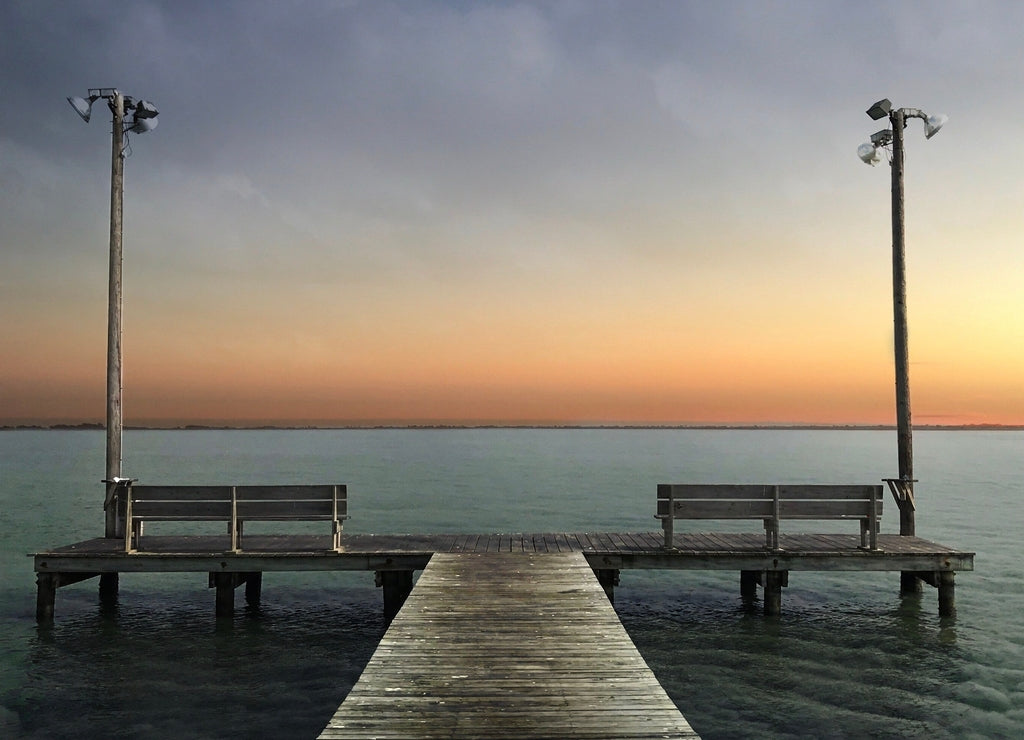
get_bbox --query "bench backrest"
[234,484,346,520]
[129,485,234,520]
[128,484,347,521]
[656,484,882,520]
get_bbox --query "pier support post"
[210,572,240,619]
[763,570,787,616]
[901,571,923,596]
[99,572,119,607]
[244,572,263,607]
[99,573,119,601]
[594,569,619,604]
[377,570,414,626]
[938,571,955,618]
[36,573,56,624]
[740,570,759,604]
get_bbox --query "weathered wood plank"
[319,552,699,739]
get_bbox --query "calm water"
[1,429,1020,739]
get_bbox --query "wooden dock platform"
[33,531,973,621]
[318,552,699,739]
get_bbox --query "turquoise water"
[1,429,1020,738]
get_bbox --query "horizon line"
[4,422,1024,432]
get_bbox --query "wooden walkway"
[318,552,699,739]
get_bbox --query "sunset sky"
[2,1,1023,427]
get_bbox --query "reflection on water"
[20,584,382,740]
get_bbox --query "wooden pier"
[319,552,698,739]
[33,530,973,621]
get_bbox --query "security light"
[133,100,158,119]
[924,113,948,139]
[128,116,158,134]
[67,95,94,122]
[857,143,881,166]
[866,98,891,121]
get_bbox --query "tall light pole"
[67,89,159,543]
[858,98,946,595]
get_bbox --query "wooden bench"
[124,484,348,553]
[656,484,883,551]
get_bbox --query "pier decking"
[33,531,973,620]
[318,552,699,739]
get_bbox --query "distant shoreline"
[3,423,1023,432]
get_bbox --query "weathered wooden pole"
[889,108,922,596]
[104,90,125,539]
[99,92,126,602]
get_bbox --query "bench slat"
[657,484,771,500]
[235,500,336,518]
[666,500,775,518]
[779,500,881,518]
[130,485,234,501]
[130,500,233,518]
[776,485,882,500]
[234,485,342,500]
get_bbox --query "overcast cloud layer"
[3,1,1023,426]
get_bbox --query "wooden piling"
[594,568,619,604]
[36,573,56,623]
[740,570,759,603]
[211,572,237,618]
[99,572,119,606]
[244,572,262,607]
[938,571,955,617]
[377,570,414,625]
[763,570,786,616]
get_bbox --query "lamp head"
[857,142,882,166]
[67,95,94,122]
[132,99,158,119]
[870,129,893,147]
[866,98,892,121]
[924,113,948,139]
[127,116,158,134]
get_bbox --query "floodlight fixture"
[128,116,158,134]
[857,142,881,166]
[133,99,158,119]
[866,98,891,120]
[870,129,893,146]
[924,113,948,139]
[67,89,160,136]
[67,95,95,122]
